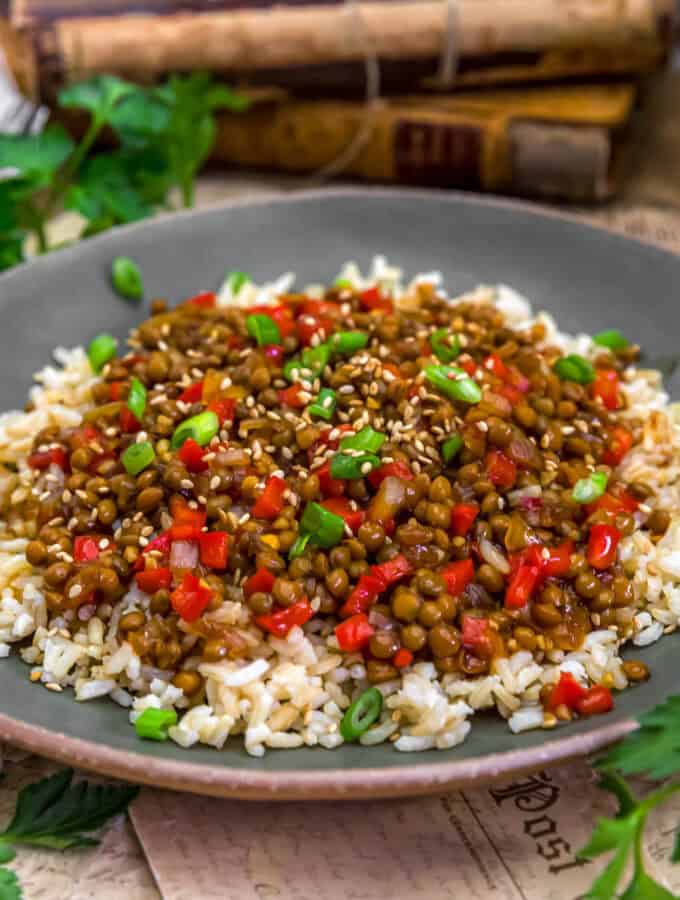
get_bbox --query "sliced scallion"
[430,328,461,364]
[246,313,281,346]
[299,502,345,549]
[127,377,146,422]
[593,329,630,352]
[340,426,386,454]
[135,707,177,741]
[171,411,219,449]
[330,452,381,480]
[308,388,337,422]
[122,440,155,476]
[425,365,482,404]
[111,256,143,301]
[442,434,464,463]
[553,355,595,385]
[572,471,608,504]
[87,333,118,373]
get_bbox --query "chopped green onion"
[246,313,281,346]
[127,377,146,422]
[430,328,461,363]
[122,440,155,476]
[289,533,311,560]
[593,329,630,352]
[299,502,345,549]
[340,687,383,742]
[442,434,464,463]
[553,354,595,385]
[135,707,177,741]
[225,270,251,295]
[111,256,143,301]
[284,344,331,383]
[340,426,386,454]
[171,411,219,449]
[425,365,482,404]
[572,471,608,504]
[333,277,353,289]
[87,333,118,373]
[330,452,381,480]
[330,331,369,354]
[308,388,337,421]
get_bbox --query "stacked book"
[0,0,677,201]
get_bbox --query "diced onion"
[170,540,199,570]
[479,538,511,575]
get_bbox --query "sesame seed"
[180,479,194,490]
[98,538,110,550]
[68,584,82,599]
[210,476,221,490]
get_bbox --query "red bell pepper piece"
[207,397,236,425]
[440,558,475,597]
[184,291,217,308]
[602,426,633,467]
[71,424,104,450]
[541,540,574,579]
[136,567,172,593]
[255,598,314,637]
[575,685,614,716]
[264,344,284,366]
[450,503,479,537]
[371,554,413,589]
[170,572,214,622]
[458,356,477,376]
[119,407,142,433]
[248,304,295,338]
[27,447,68,471]
[591,368,621,411]
[169,497,206,541]
[484,353,510,380]
[367,460,413,488]
[109,381,124,401]
[244,567,276,597]
[278,384,307,409]
[505,551,542,609]
[587,523,622,570]
[339,573,385,617]
[497,384,523,406]
[178,437,208,473]
[319,497,363,533]
[199,531,230,569]
[297,314,334,346]
[485,450,517,489]
[462,616,491,652]
[359,286,393,313]
[179,381,204,404]
[143,530,172,557]
[335,614,374,652]
[251,475,287,520]
[548,672,587,711]
[73,536,104,563]
[316,461,346,498]
[297,299,341,319]
[587,486,639,518]
[392,648,414,669]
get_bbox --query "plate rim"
[1,186,676,798]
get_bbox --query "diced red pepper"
[450,503,479,537]
[458,356,477,376]
[199,531,230,569]
[316,461,345,498]
[73,536,103,563]
[486,450,517,490]
[484,353,511,380]
[335,614,374,652]
[541,540,574,579]
[71,424,104,450]
[109,381,124,401]
[119,407,142,433]
[184,291,217,308]
[27,447,68,471]
[251,475,287,520]
[278,384,307,409]
[587,523,621,570]
[576,685,614,716]
[297,314,334,346]
[178,437,208,473]
[505,552,542,609]
[588,487,639,518]
[359,287,393,313]
[462,616,490,652]
[383,518,396,537]
[440,559,475,597]
[372,554,413,589]
[244,567,276,597]
[497,384,524,406]
[136,567,172,593]
[264,344,284,366]
[143,530,172,557]
[591,368,621,411]
[179,381,204,404]
[319,497,363,533]
[392,648,413,669]
[255,598,314,637]
[248,304,295,338]
[207,397,236,425]
[170,572,214,622]
[602,426,634,467]
[297,299,341,319]
[367,460,413,488]
[548,672,587,711]
[169,497,206,541]
[339,573,385,618]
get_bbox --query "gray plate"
[0,188,678,801]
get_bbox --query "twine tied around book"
[310,0,460,182]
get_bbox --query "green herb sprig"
[0,73,248,272]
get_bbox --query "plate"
[1,188,679,801]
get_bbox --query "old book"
[0,0,674,102]
[209,83,636,202]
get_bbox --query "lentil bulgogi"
[0,262,677,754]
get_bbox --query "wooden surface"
[1,66,678,900]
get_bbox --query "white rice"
[1,257,679,756]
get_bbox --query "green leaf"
[599,696,680,780]
[0,768,138,851]
[619,871,676,899]
[204,85,250,112]
[579,815,638,899]
[108,91,170,146]
[66,153,153,226]
[0,867,22,900]
[59,76,137,122]
[0,125,74,182]
[0,233,25,272]
[598,772,639,817]
[0,848,14,866]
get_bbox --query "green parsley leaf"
[0,866,22,900]
[599,696,680,779]
[66,153,153,226]
[579,815,636,900]
[0,126,74,184]
[108,91,171,147]
[0,768,138,852]
[619,871,676,899]
[0,848,14,866]
[58,76,137,123]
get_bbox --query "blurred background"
[0,0,679,265]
